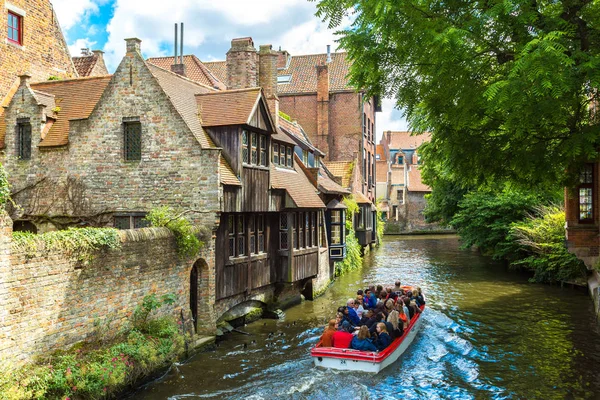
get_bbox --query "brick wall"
[0,216,217,363]
[0,0,76,102]
[1,44,221,231]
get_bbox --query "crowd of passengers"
[319,282,425,352]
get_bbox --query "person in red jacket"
[320,319,337,347]
[332,321,354,348]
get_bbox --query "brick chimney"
[226,37,258,89]
[316,61,330,157]
[125,38,141,55]
[91,50,109,75]
[259,44,279,127]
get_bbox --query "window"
[297,212,303,248]
[7,11,22,45]
[392,205,398,221]
[320,211,326,247]
[311,212,317,247]
[257,215,265,253]
[242,130,249,163]
[279,145,286,167]
[376,154,381,160]
[330,210,344,245]
[260,135,267,166]
[124,121,141,161]
[579,164,594,222]
[277,74,292,83]
[17,119,31,160]
[397,189,404,203]
[114,213,149,230]
[302,150,309,166]
[286,147,292,168]
[237,215,245,256]
[397,155,404,165]
[368,118,371,142]
[280,213,289,250]
[273,143,279,165]
[363,113,367,137]
[371,121,374,142]
[228,215,235,258]
[251,132,258,164]
[249,215,256,255]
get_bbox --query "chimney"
[91,50,108,75]
[171,23,186,76]
[259,44,279,126]
[226,37,258,90]
[125,38,141,54]
[81,48,90,56]
[326,44,331,63]
[18,73,31,87]
[316,60,330,157]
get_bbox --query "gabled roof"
[196,87,265,128]
[407,165,431,192]
[271,155,325,208]
[30,76,112,147]
[220,155,241,186]
[147,63,216,148]
[0,81,19,148]
[318,166,351,195]
[388,131,431,151]
[324,160,354,188]
[147,55,226,90]
[72,53,108,77]
[203,52,353,95]
[279,117,324,155]
[353,190,372,205]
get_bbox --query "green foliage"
[132,293,177,331]
[313,0,600,188]
[12,227,121,262]
[0,163,10,207]
[0,295,184,400]
[450,189,543,259]
[145,206,203,257]
[375,208,385,243]
[47,76,61,81]
[335,195,364,276]
[278,110,292,122]
[510,207,586,283]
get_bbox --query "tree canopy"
[314,0,600,187]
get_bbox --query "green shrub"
[12,227,121,262]
[509,207,586,283]
[145,207,203,257]
[132,293,176,331]
[0,163,10,207]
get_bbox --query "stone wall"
[0,218,216,363]
[0,0,76,102]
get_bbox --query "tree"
[314,0,600,188]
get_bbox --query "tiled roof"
[388,131,431,150]
[30,76,112,147]
[376,160,388,183]
[203,61,226,84]
[318,166,350,195]
[147,64,216,148]
[220,155,241,186]
[196,87,261,127]
[271,156,325,208]
[407,165,431,192]
[147,55,226,90]
[324,160,353,188]
[0,81,19,148]
[279,117,323,154]
[353,190,372,205]
[273,126,300,146]
[203,52,353,94]
[72,53,108,77]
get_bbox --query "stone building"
[378,131,433,231]
[0,0,77,103]
[72,48,109,77]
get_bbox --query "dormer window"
[242,129,268,167]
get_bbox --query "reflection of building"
[377,131,432,231]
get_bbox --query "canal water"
[133,236,600,399]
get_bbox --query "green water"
[133,236,600,399]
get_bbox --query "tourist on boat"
[369,312,386,334]
[366,289,377,308]
[359,308,374,326]
[394,281,403,295]
[375,285,383,297]
[332,321,354,348]
[355,295,365,318]
[350,326,377,352]
[397,304,409,330]
[415,287,426,306]
[320,319,337,347]
[386,310,403,339]
[374,322,392,351]
[345,300,361,326]
[400,298,411,323]
[408,299,421,320]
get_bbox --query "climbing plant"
[335,195,363,276]
[144,206,203,257]
[0,163,10,207]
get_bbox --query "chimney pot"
[125,38,142,54]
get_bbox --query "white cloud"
[68,38,97,58]
[202,0,308,25]
[276,17,350,56]
[51,0,99,31]
[376,97,410,142]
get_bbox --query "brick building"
[0,0,77,103]
[378,131,433,231]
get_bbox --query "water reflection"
[133,236,600,400]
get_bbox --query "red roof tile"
[220,155,241,186]
[407,165,431,192]
[30,76,112,147]
[388,131,431,150]
[196,88,261,127]
[148,55,226,90]
[323,160,354,188]
[271,156,325,208]
[72,53,108,77]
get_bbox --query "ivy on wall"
[145,207,204,258]
[335,195,363,276]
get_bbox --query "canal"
[133,236,600,399]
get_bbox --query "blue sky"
[52,0,408,141]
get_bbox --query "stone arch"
[216,300,269,326]
[190,258,211,334]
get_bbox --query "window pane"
[114,216,131,230]
[133,216,149,229]
[580,188,593,220]
[124,122,141,161]
[258,233,264,252]
[331,210,340,223]
[280,213,287,230]
[238,236,245,256]
[251,133,257,164]
[273,144,279,165]
[18,123,31,160]
[287,147,292,167]
[250,235,256,255]
[228,215,234,233]
[237,215,244,233]
[280,231,288,249]
[229,237,235,258]
[331,225,341,244]
[580,165,593,184]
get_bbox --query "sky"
[51,0,409,142]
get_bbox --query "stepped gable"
[27,75,112,147]
[147,63,217,148]
[196,87,262,127]
[271,154,325,208]
[147,55,226,90]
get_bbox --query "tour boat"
[311,304,425,373]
